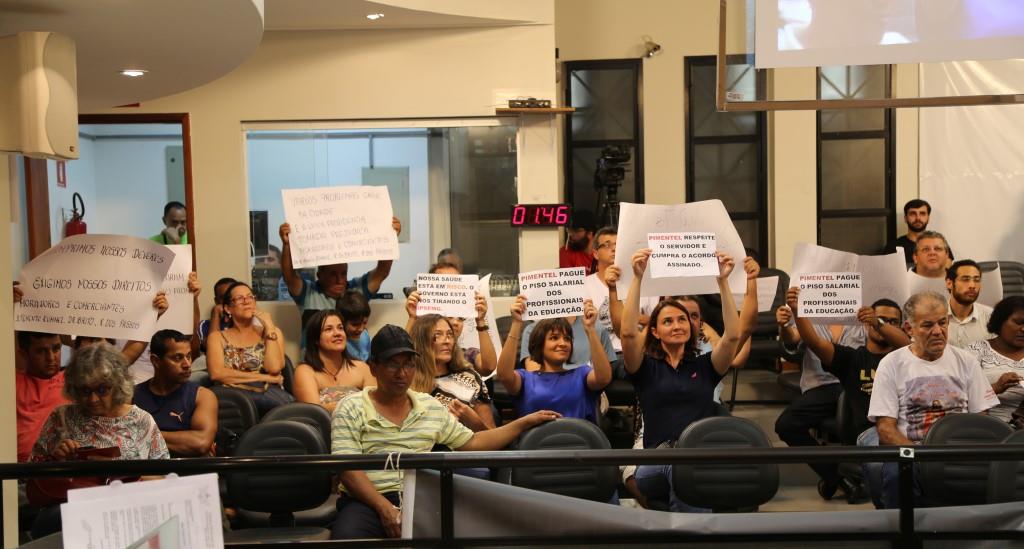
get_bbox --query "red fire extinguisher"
[65,192,87,236]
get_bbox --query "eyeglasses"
[432,331,455,343]
[231,294,256,305]
[595,241,616,250]
[79,384,111,398]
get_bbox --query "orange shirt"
[16,370,68,462]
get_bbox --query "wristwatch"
[476,324,490,332]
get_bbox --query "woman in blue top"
[622,248,743,512]
[497,298,612,422]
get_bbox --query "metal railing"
[3,445,1024,548]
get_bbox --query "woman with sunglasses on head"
[294,310,376,414]
[28,342,168,537]
[207,281,293,414]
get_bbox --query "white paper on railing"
[62,473,223,549]
[457,274,502,379]
[797,272,862,324]
[614,201,747,297]
[791,243,909,308]
[647,232,718,279]
[154,244,193,334]
[15,234,174,340]
[519,267,587,321]
[415,273,478,318]
[732,276,779,313]
[979,266,1003,308]
[282,186,399,269]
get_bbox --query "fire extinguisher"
[64,192,87,236]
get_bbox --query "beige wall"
[1,154,16,547]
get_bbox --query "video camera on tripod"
[593,145,631,227]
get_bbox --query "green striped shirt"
[331,387,473,494]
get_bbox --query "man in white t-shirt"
[867,291,999,508]
[945,259,993,349]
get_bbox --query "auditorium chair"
[987,429,1024,504]
[497,418,618,503]
[728,267,791,410]
[210,385,259,457]
[225,421,333,542]
[978,260,1024,298]
[671,416,779,512]
[261,402,333,449]
[919,413,1013,506]
[281,355,296,396]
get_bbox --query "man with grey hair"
[867,291,998,508]
[910,231,952,279]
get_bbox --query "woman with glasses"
[294,310,376,413]
[207,281,293,414]
[405,286,497,377]
[28,342,168,536]
[497,298,612,423]
[409,314,495,432]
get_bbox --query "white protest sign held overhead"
[733,275,780,313]
[907,271,947,298]
[16,234,173,340]
[647,232,718,278]
[416,273,478,318]
[979,266,1003,308]
[519,267,587,321]
[614,200,747,297]
[282,185,399,269]
[798,272,863,324]
[155,244,193,334]
[791,243,909,307]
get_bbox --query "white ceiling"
[264,0,543,30]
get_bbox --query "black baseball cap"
[370,324,418,362]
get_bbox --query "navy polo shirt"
[630,353,723,449]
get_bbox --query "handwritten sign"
[16,234,173,340]
[614,201,747,297]
[648,232,718,278]
[282,186,399,269]
[416,274,478,318]
[792,243,909,308]
[798,272,862,324]
[154,245,193,334]
[519,267,587,321]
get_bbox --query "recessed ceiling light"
[119,69,147,78]
[366,13,384,20]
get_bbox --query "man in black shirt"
[786,288,908,500]
[885,199,931,265]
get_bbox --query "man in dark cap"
[329,325,561,540]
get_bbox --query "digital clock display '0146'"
[510,204,571,227]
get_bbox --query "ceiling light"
[119,69,147,78]
[366,13,384,20]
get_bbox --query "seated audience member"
[518,306,616,372]
[28,343,169,537]
[134,329,217,457]
[909,230,951,279]
[336,289,373,361]
[868,291,999,509]
[279,219,401,315]
[787,288,908,502]
[497,299,611,423]
[968,296,1024,428]
[559,210,596,274]
[409,315,495,432]
[293,310,376,413]
[151,201,189,245]
[774,302,866,500]
[436,248,464,273]
[206,282,293,414]
[404,287,497,376]
[885,199,932,265]
[329,325,560,540]
[198,276,237,353]
[620,249,743,512]
[946,259,993,349]
[15,332,68,463]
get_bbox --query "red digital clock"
[510,204,571,227]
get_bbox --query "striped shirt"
[331,387,473,494]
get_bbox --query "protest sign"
[457,275,502,378]
[792,243,909,307]
[797,272,862,324]
[979,266,1003,308]
[519,267,587,321]
[16,234,173,340]
[614,200,747,297]
[647,232,718,278]
[732,275,780,313]
[416,273,478,318]
[154,244,193,334]
[282,186,399,269]
[907,271,947,298]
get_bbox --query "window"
[685,56,768,259]
[244,122,519,301]
[564,59,643,227]
[817,65,895,254]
